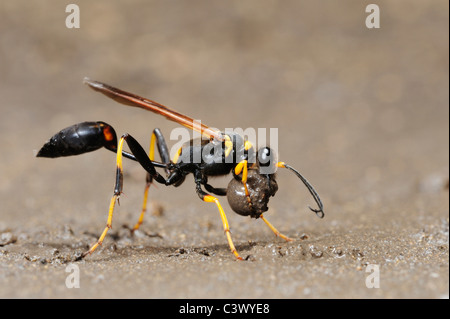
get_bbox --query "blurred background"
[0,1,448,298]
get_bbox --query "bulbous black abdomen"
[37,122,117,158]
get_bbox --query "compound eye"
[258,147,277,174]
[259,147,269,163]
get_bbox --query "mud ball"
[227,170,278,218]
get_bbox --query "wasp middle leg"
[194,171,243,260]
[132,128,171,233]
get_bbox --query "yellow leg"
[244,140,253,151]
[132,182,151,232]
[224,135,233,157]
[234,160,248,184]
[82,195,119,258]
[203,195,243,260]
[172,146,182,164]
[149,132,157,161]
[234,160,252,207]
[260,214,293,242]
[82,137,126,258]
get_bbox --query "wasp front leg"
[234,159,253,209]
[259,215,293,242]
[234,159,293,242]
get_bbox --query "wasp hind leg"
[80,133,166,259]
[80,135,127,259]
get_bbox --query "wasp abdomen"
[36,121,117,158]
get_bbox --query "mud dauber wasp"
[37,78,324,260]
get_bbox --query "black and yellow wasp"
[37,78,324,260]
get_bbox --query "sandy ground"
[0,1,448,299]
